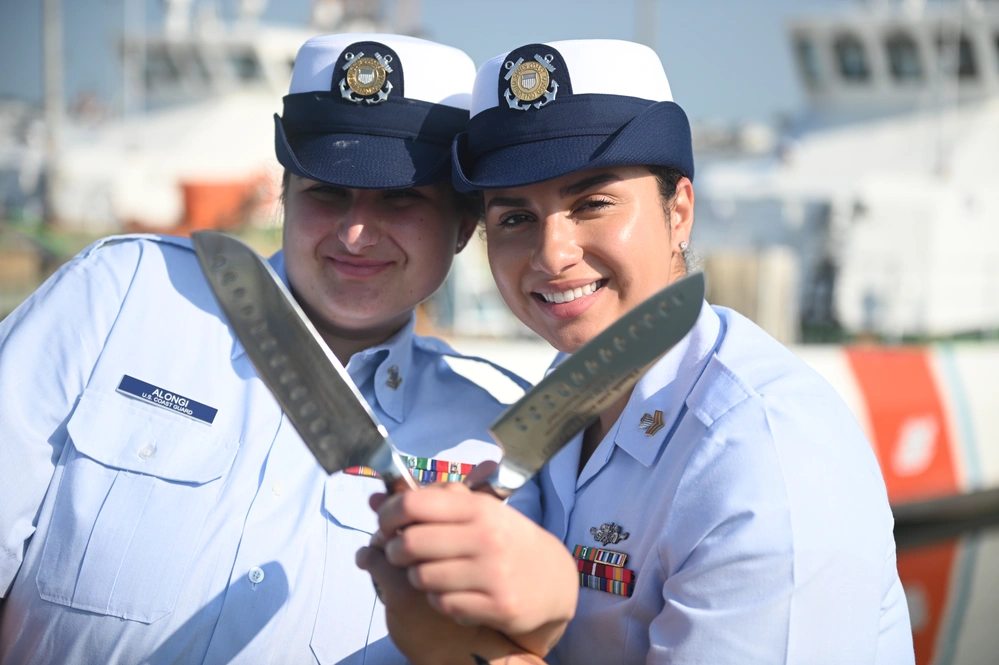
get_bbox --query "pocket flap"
[67,389,237,484]
[323,472,383,535]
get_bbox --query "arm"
[0,241,136,596]
[361,479,577,657]
[646,397,905,664]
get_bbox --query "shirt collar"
[613,302,722,468]
[229,248,414,423]
[347,315,415,424]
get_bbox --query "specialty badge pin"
[340,51,394,105]
[639,410,665,436]
[504,53,558,111]
[590,522,630,546]
[386,365,403,390]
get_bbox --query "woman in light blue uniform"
[0,34,536,665]
[361,39,916,664]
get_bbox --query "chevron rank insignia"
[639,409,665,436]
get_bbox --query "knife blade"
[480,272,705,498]
[191,230,418,494]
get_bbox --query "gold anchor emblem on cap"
[339,50,394,104]
[386,365,403,390]
[639,410,665,436]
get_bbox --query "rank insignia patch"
[639,409,665,436]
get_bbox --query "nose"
[337,199,381,252]
[529,216,582,276]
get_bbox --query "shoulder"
[687,306,849,429]
[411,334,530,409]
[673,307,891,551]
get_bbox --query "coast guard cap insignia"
[336,42,401,105]
[504,53,559,111]
[590,522,630,546]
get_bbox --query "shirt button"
[272,481,284,496]
[248,566,265,584]
[137,445,155,460]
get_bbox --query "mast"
[42,0,64,226]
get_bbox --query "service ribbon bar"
[573,544,628,568]
[344,456,474,483]
[579,572,635,598]
[576,559,636,584]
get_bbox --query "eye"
[306,184,348,202]
[383,189,423,201]
[495,211,535,228]
[574,197,614,214]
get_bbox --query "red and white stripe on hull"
[796,344,999,505]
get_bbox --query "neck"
[292,293,411,366]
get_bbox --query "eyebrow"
[485,196,530,211]
[560,173,622,197]
[485,173,624,211]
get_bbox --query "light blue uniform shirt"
[0,235,533,665]
[536,304,914,665]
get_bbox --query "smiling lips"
[329,255,393,278]
[536,279,607,304]
[532,279,608,319]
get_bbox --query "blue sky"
[0,0,841,123]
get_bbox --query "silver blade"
[487,272,705,496]
[191,231,417,492]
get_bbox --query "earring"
[679,241,688,251]
[457,239,466,251]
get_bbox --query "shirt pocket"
[35,388,237,624]
[310,472,389,665]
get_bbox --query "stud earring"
[679,241,688,251]
[457,239,466,251]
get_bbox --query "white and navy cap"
[452,39,693,192]
[276,34,475,189]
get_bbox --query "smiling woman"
[360,38,916,665]
[0,33,542,665]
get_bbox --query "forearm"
[443,625,549,665]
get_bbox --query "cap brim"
[453,101,693,191]
[276,115,451,189]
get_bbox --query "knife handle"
[384,473,418,494]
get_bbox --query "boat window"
[885,32,922,81]
[144,47,180,90]
[228,49,264,82]
[795,37,822,88]
[936,31,977,79]
[834,34,870,82]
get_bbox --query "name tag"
[116,375,218,425]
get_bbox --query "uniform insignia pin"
[590,522,630,545]
[639,409,665,436]
[340,51,394,104]
[504,53,559,111]
[386,365,403,390]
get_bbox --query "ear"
[455,213,478,254]
[670,177,694,246]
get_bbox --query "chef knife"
[192,231,705,497]
[192,230,419,493]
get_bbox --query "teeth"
[540,280,604,303]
